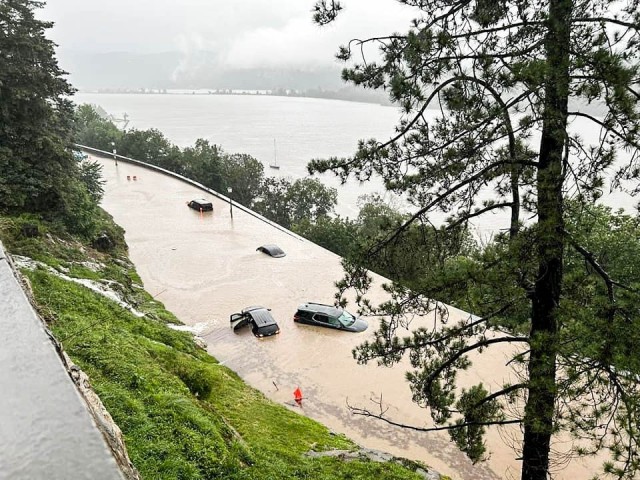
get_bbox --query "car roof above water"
[243,306,277,327]
[297,302,343,317]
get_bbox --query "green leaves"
[253,177,337,229]
[0,0,77,214]
[450,384,503,463]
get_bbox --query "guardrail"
[76,144,306,241]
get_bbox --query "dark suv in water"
[293,303,368,332]
[230,306,280,338]
[187,198,213,211]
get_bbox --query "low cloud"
[45,0,415,79]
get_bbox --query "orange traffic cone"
[293,387,303,406]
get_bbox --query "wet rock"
[305,447,443,479]
[193,336,207,350]
[93,233,114,252]
[20,223,39,238]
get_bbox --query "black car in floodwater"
[230,306,280,338]
[293,303,368,332]
[187,198,213,211]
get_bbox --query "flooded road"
[97,156,601,480]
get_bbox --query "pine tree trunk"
[521,1,572,479]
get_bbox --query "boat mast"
[270,138,280,169]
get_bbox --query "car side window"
[313,313,329,323]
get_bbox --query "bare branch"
[472,383,528,410]
[572,16,640,30]
[568,111,640,150]
[446,202,513,230]
[424,335,529,387]
[348,401,522,432]
[447,21,544,39]
[371,159,538,255]
[564,229,640,298]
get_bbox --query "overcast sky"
[42,1,416,69]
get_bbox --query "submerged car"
[230,306,280,338]
[293,303,368,332]
[187,198,213,211]
[256,244,286,258]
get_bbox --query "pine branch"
[568,111,640,150]
[348,399,522,432]
[423,335,529,388]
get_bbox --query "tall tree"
[0,0,77,212]
[253,177,338,229]
[74,103,123,151]
[223,153,265,206]
[312,1,640,479]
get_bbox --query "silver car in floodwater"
[293,302,368,332]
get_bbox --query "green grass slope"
[0,213,439,480]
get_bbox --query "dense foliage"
[0,1,106,238]
[312,1,640,479]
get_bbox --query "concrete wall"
[0,242,124,480]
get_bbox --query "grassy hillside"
[0,212,442,480]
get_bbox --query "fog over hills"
[59,51,346,91]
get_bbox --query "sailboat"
[270,139,280,170]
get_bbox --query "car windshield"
[338,311,356,327]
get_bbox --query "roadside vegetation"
[74,105,477,282]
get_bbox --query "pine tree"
[312,1,640,479]
[0,0,76,212]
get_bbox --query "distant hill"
[57,50,346,91]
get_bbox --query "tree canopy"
[312,1,640,479]
[0,0,76,212]
[253,177,338,229]
[0,1,109,237]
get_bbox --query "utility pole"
[111,141,118,166]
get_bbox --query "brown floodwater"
[96,155,601,480]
